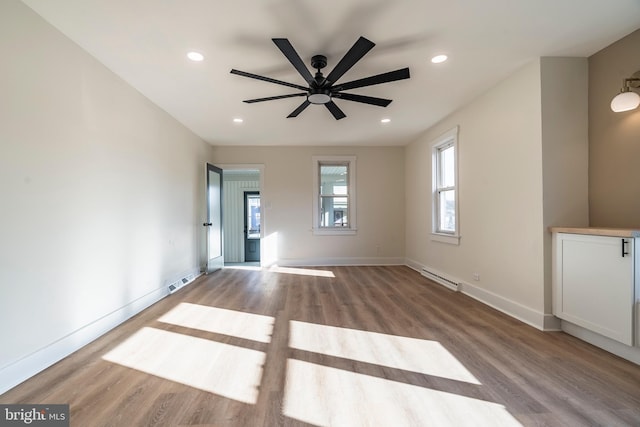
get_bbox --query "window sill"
[431,233,460,245]
[313,228,357,236]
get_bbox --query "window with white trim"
[432,127,460,244]
[312,156,357,235]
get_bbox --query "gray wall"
[589,28,640,227]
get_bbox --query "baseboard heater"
[168,272,198,294]
[421,267,459,292]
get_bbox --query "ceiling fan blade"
[243,93,307,103]
[230,69,308,91]
[272,38,315,85]
[324,101,346,120]
[287,100,311,118]
[335,92,392,107]
[324,36,375,85]
[334,68,410,91]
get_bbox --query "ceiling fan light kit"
[230,36,410,120]
[307,92,331,104]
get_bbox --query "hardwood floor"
[2,265,640,426]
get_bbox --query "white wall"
[212,145,405,265]
[405,58,590,329]
[405,60,547,326]
[0,0,214,393]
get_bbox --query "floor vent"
[168,273,198,294]
[421,268,459,292]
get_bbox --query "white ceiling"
[20,0,640,147]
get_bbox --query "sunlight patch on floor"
[283,359,522,427]
[289,321,480,384]
[158,303,274,343]
[268,265,335,278]
[224,264,262,271]
[222,264,335,277]
[102,327,264,404]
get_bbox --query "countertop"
[549,226,640,238]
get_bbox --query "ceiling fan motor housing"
[311,55,327,70]
[308,55,330,103]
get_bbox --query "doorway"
[244,191,261,262]
[219,167,263,265]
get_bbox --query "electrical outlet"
[473,273,480,281]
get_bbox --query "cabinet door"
[555,234,634,345]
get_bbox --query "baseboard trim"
[405,258,424,273]
[543,314,562,331]
[408,259,561,331]
[459,281,550,331]
[0,270,201,395]
[277,257,405,267]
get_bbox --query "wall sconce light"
[611,71,640,112]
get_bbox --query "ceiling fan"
[230,36,410,120]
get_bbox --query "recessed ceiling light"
[381,118,391,124]
[187,51,204,62]
[431,54,448,64]
[233,118,243,123]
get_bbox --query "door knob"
[203,222,212,226]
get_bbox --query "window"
[312,156,357,235]
[432,127,459,244]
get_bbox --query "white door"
[205,164,223,273]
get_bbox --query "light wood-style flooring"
[2,265,640,426]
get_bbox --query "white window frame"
[431,126,460,245]
[312,155,357,235]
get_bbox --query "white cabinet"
[552,230,639,346]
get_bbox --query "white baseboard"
[404,258,423,273]
[0,287,166,395]
[277,257,405,267]
[411,259,635,362]
[0,269,202,395]
[543,314,562,331]
[459,281,552,331]
[407,258,552,330]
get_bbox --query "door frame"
[205,163,224,274]
[243,191,261,262]
[217,164,266,265]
